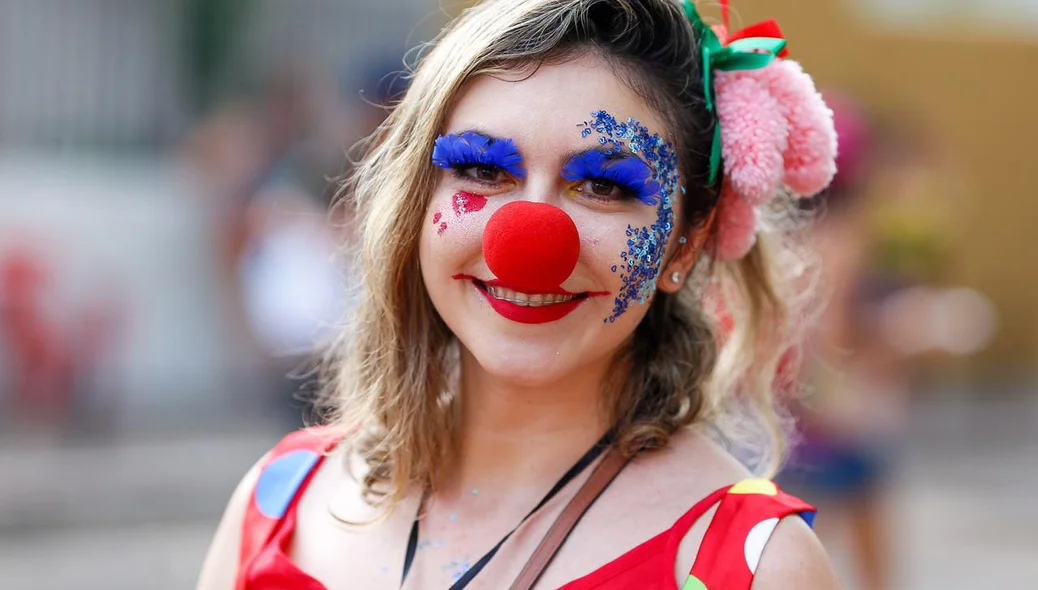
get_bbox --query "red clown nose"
[482,201,580,292]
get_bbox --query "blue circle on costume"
[254,449,321,519]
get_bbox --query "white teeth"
[484,284,577,306]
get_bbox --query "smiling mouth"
[482,283,583,306]
[453,274,607,325]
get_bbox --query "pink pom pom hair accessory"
[683,0,838,261]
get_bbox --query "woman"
[198,1,843,588]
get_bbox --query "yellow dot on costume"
[682,574,708,590]
[729,478,777,496]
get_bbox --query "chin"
[461,338,576,387]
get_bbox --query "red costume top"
[236,429,815,590]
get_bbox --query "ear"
[657,207,717,294]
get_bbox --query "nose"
[482,201,580,292]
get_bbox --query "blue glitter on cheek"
[573,110,678,323]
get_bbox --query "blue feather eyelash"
[561,150,661,206]
[431,131,527,179]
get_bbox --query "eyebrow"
[452,128,507,144]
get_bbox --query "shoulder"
[196,453,267,590]
[659,430,839,588]
[607,426,751,537]
[623,425,752,495]
[296,432,381,525]
[195,427,348,590]
[750,516,843,589]
[679,478,839,589]
[249,426,345,519]
[633,425,752,510]
[659,425,754,482]
[658,430,753,579]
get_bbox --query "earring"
[670,271,681,284]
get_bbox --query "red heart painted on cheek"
[452,192,487,216]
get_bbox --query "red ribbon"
[714,0,789,58]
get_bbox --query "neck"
[443,347,613,501]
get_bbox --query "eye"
[577,179,630,202]
[457,164,508,184]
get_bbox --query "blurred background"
[0,1,1034,589]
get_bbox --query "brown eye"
[461,165,505,183]
[591,180,614,195]
[580,179,624,200]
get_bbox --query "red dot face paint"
[452,191,487,216]
[432,211,448,235]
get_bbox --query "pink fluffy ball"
[754,60,838,197]
[712,184,758,261]
[715,72,789,205]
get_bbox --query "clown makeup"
[431,131,528,182]
[431,131,523,236]
[431,192,488,235]
[561,150,661,206]
[418,54,685,388]
[428,112,678,323]
[576,110,679,323]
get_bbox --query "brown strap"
[509,446,630,590]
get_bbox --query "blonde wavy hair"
[320,0,819,510]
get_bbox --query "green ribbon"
[683,1,787,185]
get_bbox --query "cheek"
[421,190,493,271]
[426,190,489,238]
[604,202,674,322]
[576,219,626,272]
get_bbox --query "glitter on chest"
[444,556,474,583]
[578,110,678,323]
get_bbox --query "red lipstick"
[453,274,609,325]
[483,290,584,324]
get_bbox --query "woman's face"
[418,53,687,386]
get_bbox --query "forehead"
[444,53,669,153]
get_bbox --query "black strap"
[400,430,615,589]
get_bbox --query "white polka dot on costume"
[254,449,321,519]
[744,517,779,574]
